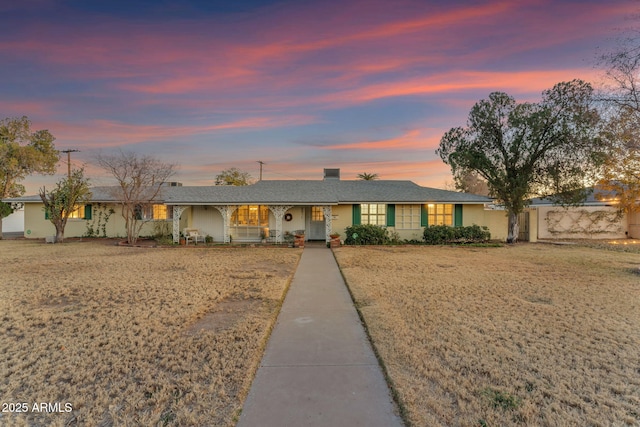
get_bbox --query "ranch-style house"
[4,169,510,242]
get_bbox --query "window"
[135,204,171,220]
[46,204,91,220]
[311,206,324,221]
[68,205,85,219]
[396,205,421,229]
[427,204,453,226]
[361,204,386,225]
[152,204,171,220]
[231,205,269,226]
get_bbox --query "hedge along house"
[5,169,508,242]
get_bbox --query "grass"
[0,240,301,426]
[334,244,640,427]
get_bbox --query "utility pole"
[257,160,264,181]
[61,149,79,179]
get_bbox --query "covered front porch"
[171,204,335,244]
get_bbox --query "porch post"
[322,205,333,243]
[172,205,187,243]
[269,205,293,243]
[213,205,237,243]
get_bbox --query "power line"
[262,167,298,180]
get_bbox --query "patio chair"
[185,229,205,245]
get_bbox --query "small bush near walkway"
[423,224,490,244]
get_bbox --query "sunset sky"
[2,0,636,194]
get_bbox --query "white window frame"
[361,203,386,225]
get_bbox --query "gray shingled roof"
[528,187,617,206]
[3,186,183,203]
[164,180,491,204]
[4,180,492,205]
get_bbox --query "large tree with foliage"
[39,168,92,243]
[96,150,175,244]
[0,116,58,238]
[437,80,603,243]
[215,167,253,186]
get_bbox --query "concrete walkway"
[237,245,403,427]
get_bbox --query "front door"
[309,206,326,240]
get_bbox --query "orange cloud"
[322,129,427,151]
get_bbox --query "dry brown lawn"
[334,244,640,427]
[0,240,301,426]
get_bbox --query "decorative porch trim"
[213,205,238,243]
[172,205,188,243]
[268,205,293,243]
[322,205,333,242]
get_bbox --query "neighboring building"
[525,188,639,240]
[4,169,509,242]
[2,207,24,233]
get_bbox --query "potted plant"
[283,231,294,247]
[294,230,305,248]
[179,232,186,245]
[329,232,341,248]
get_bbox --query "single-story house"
[524,187,640,240]
[4,169,509,242]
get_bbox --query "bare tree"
[39,168,92,243]
[598,35,640,112]
[597,35,640,215]
[454,171,491,196]
[95,150,175,244]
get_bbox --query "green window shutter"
[352,204,361,225]
[386,204,395,227]
[454,204,463,227]
[421,204,428,227]
[84,204,92,220]
[45,209,50,220]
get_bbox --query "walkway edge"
[331,247,410,426]
[232,249,303,424]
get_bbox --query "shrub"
[423,224,490,244]
[344,224,391,245]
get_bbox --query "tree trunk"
[506,211,519,244]
[55,224,65,243]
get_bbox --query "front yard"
[3,238,639,426]
[0,240,301,426]
[334,243,640,426]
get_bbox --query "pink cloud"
[1,0,625,100]
[33,115,318,150]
